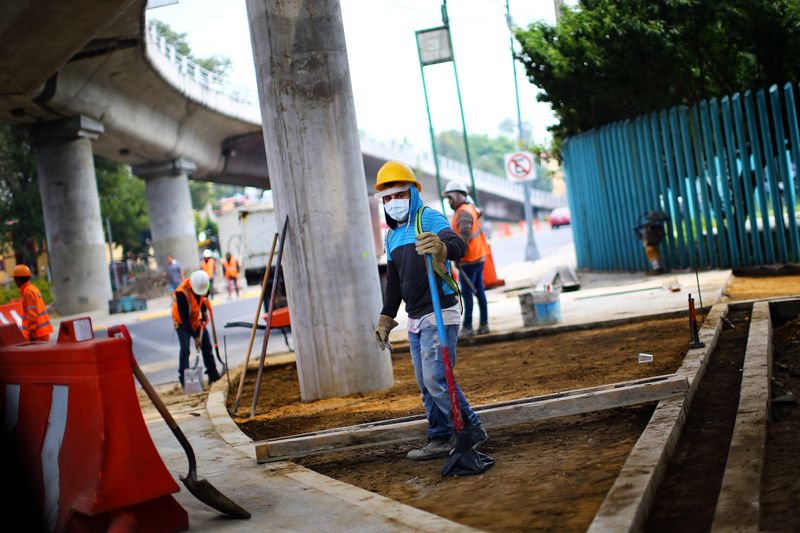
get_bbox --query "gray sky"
[147,0,559,150]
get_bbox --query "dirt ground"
[724,274,800,301]
[761,313,800,530]
[299,406,654,533]
[231,316,694,441]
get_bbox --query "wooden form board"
[256,374,689,463]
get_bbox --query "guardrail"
[359,133,566,210]
[144,20,261,124]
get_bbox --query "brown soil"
[297,406,655,533]
[761,314,800,530]
[724,275,800,301]
[231,316,692,442]
[645,305,751,532]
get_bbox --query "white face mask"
[384,198,410,221]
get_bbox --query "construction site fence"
[563,81,800,271]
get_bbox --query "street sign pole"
[505,0,539,262]
[505,152,541,261]
[416,44,447,214]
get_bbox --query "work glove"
[194,336,202,351]
[374,314,399,351]
[416,232,447,263]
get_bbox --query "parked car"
[549,207,571,229]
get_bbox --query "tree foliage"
[0,123,45,266]
[95,156,151,254]
[515,0,800,145]
[151,20,232,75]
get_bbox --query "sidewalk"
[140,255,733,531]
[49,278,263,334]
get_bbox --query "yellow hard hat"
[12,264,31,277]
[375,160,422,192]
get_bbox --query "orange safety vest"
[223,257,239,279]
[20,281,53,341]
[171,278,212,331]
[201,257,215,278]
[452,203,489,264]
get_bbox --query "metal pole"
[506,0,540,261]
[443,0,478,207]
[416,35,447,213]
[105,217,121,290]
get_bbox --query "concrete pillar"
[246,0,392,401]
[133,158,199,273]
[31,115,113,315]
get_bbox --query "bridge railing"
[358,133,566,210]
[145,20,261,124]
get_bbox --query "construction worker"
[443,181,490,338]
[171,270,221,387]
[372,161,488,461]
[222,253,240,299]
[13,265,53,342]
[200,249,216,297]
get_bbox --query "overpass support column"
[31,116,112,315]
[134,158,199,273]
[247,0,392,401]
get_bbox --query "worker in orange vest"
[443,181,490,338]
[171,270,221,387]
[13,264,53,342]
[200,249,216,297]
[222,253,239,299]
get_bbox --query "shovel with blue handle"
[424,254,495,476]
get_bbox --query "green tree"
[515,0,800,147]
[95,157,151,254]
[151,20,232,75]
[0,123,45,266]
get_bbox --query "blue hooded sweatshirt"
[381,186,466,319]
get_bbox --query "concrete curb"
[712,301,772,532]
[205,363,479,532]
[587,302,728,532]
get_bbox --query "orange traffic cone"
[483,245,505,289]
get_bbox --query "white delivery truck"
[238,205,279,286]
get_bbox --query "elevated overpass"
[0,0,563,315]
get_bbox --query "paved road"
[129,224,574,386]
[128,294,291,386]
[488,224,574,266]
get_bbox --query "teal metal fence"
[563,82,800,271]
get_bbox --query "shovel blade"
[181,475,251,518]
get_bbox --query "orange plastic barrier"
[0,317,188,532]
[0,299,24,328]
[482,244,506,289]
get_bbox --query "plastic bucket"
[532,290,561,325]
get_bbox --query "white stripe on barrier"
[42,385,68,532]
[9,310,22,327]
[0,313,9,325]
[4,384,20,433]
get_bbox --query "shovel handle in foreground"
[107,325,251,519]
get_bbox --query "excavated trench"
[644,305,752,532]
[761,306,800,530]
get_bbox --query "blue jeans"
[460,261,488,329]
[409,323,481,440]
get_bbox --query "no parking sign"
[504,151,535,181]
